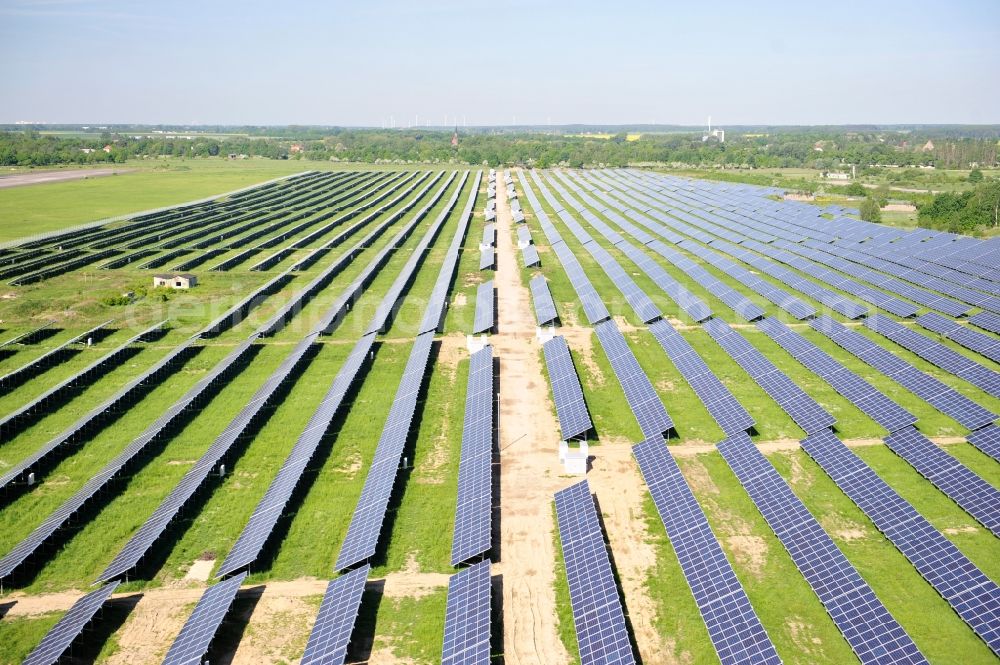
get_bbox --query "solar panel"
[479,245,495,271]
[442,560,492,665]
[801,430,1000,655]
[864,314,1000,398]
[529,275,559,326]
[482,223,496,247]
[884,426,1000,537]
[632,439,780,665]
[594,319,673,439]
[542,336,594,440]
[521,243,540,268]
[472,280,495,334]
[336,331,436,571]
[162,572,247,665]
[301,565,370,665]
[523,185,609,324]
[554,480,636,665]
[810,315,996,430]
[22,581,120,665]
[966,424,1000,462]
[451,346,494,565]
[755,317,916,433]
[703,318,835,434]
[717,433,927,665]
[648,320,754,436]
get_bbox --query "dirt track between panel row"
[492,172,572,665]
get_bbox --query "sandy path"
[0,168,134,189]
[584,447,669,661]
[492,171,571,665]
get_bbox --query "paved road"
[0,168,133,189]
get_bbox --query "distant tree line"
[1,127,998,169]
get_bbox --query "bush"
[100,294,132,307]
[968,168,983,183]
[844,182,867,196]
[859,197,882,223]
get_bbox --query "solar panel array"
[800,430,1000,654]
[530,174,663,324]
[542,336,593,440]
[967,424,1000,462]
[301,565,370,665]
[883,426,1000,537]
[864,314,1000,398]
[810,315,996,430]
[648,320,754,436]
[0,318,166,440]
[915,312,1000,364]
[219,173,481,577]
[632,439,780,665]
[23,581,120,665]
[520,172,610,325]
[472,280,495,334]
[336,331,436,571]
[703,317,835,434]
[162,572,247,665]
[600,169,980,319]
[557,172,712,321]
[0,335,258,580]
[755,317,917,433]
[216,333,376,577]
[442,560,492,665]
[529,275,559,326]
[717,433,927,665]
[590,170,924,319]
[99,334,319,582]
[594,319,674,439]
[451,345,495,565]
[367,171,471,335]
[554,480,637,665]
[0,319,111,391]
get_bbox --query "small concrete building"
[153,273,197,289]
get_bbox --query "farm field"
[0,165,998,665]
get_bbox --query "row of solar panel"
[451,345,495,565]
[554,480,637,665]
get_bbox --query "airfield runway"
[0,167,133,189]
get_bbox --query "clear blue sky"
[2,0,998,126]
